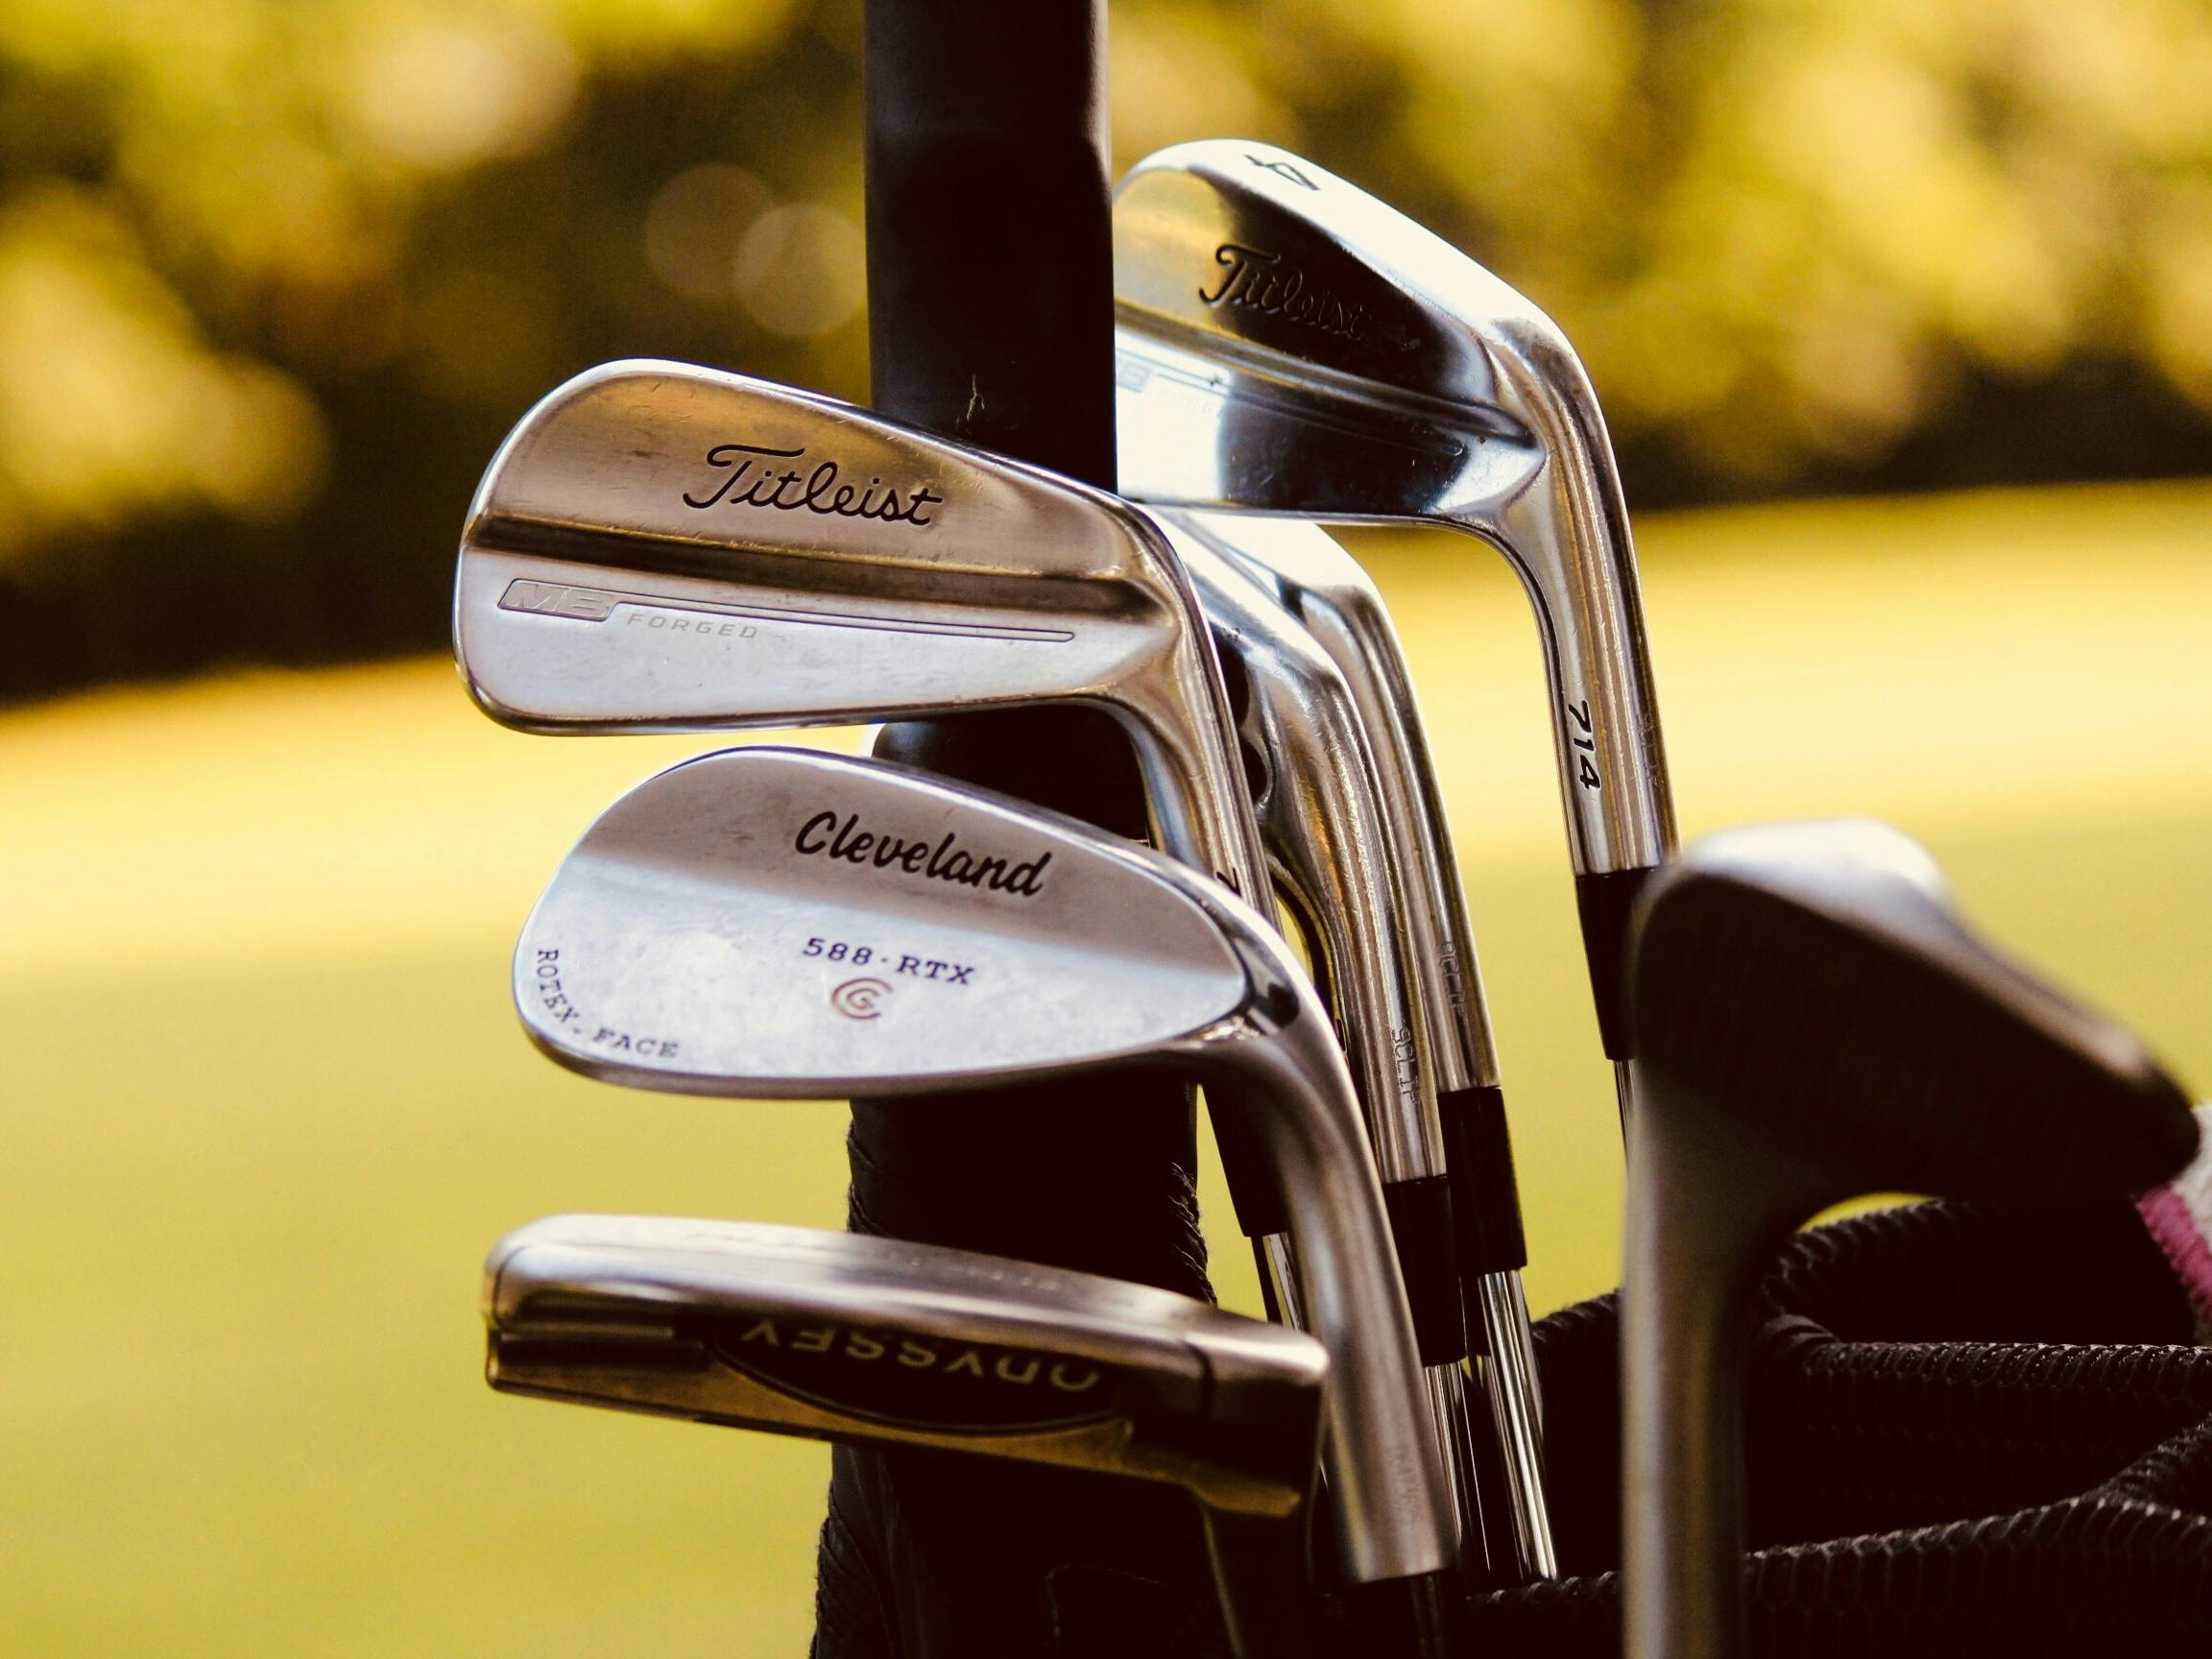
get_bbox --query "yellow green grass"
[6,478,2212,1654]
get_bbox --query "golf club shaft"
[1179,512,1557,1580]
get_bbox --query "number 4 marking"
[1247,154,1318,190]
[1566,699,1601,789]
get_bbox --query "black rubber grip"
[823,7,1235,1654]
[1382,1174,1470,1367]
[1575,865,1652,1061]
[1440,1084,1529,1276]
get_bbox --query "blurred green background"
[6,2,2212,1654]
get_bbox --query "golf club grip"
[858,8,1194,1277]
[826,7,1232,1656]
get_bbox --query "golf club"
[1173,517,1497,1577]
[1112,139,1676,1111]
[484,1213,1327,1659]
[1173,507,1554,1582]
[511,743,1465,1645]
[1623,818,2200,1659]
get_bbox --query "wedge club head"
[1621,819,2200,1659]
[512,744,1462,1617]
[1112,140,1675,1062]
[484,1214,1326,1659]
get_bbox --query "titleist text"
[683,443,943,526]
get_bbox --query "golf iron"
[453,357,1310,1312]
[1113,139,1676,1108]
[1176,519,1502,1577]
[1172,508,1553,1582]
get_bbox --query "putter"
[1174,519,1496,1576]
[1174,508,1554,1582]
[1112,139,1676,1110]
[1623,819,2200,1659]
[484,1214,1327,1659]
[453,357,1308,1315]
[512,744,1465,1645]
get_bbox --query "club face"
[516,745,1258,1094]
[1112,143,1548,528]
[485,1214,1325,1517]
[457,359,1188,733]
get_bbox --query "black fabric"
[814,1196,2212,1654]
[1471,1199,2212,1655]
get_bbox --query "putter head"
[1629,819,2200,1204]
[1111,140,1555,527]
[516,744,1287,1095]
[485,1214,1325,1519]
[455,359,1198,734]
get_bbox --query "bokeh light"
[732,202,865,337]
[646,163,774,299]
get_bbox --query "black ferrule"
[1575,864,1653,1061]
[1440,1084,1529,1276]
[1382,1174,1470,1367]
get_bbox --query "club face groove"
[514,746,1254,1095]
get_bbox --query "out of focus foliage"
[3,0,2210,697]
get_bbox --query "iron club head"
[1112,140,1674,1054]
[1620,818,2200,1659]
[454,358,1269,910]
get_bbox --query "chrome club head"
[484,1214,1326,1659]
[1112,140,1674,1056]
[1621,819,2200,1659]
[454,358,1268,909]
[513,745,1459,1600]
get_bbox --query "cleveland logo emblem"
[795,809,1052,898]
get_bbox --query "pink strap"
[2138,1105,2212,1344]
